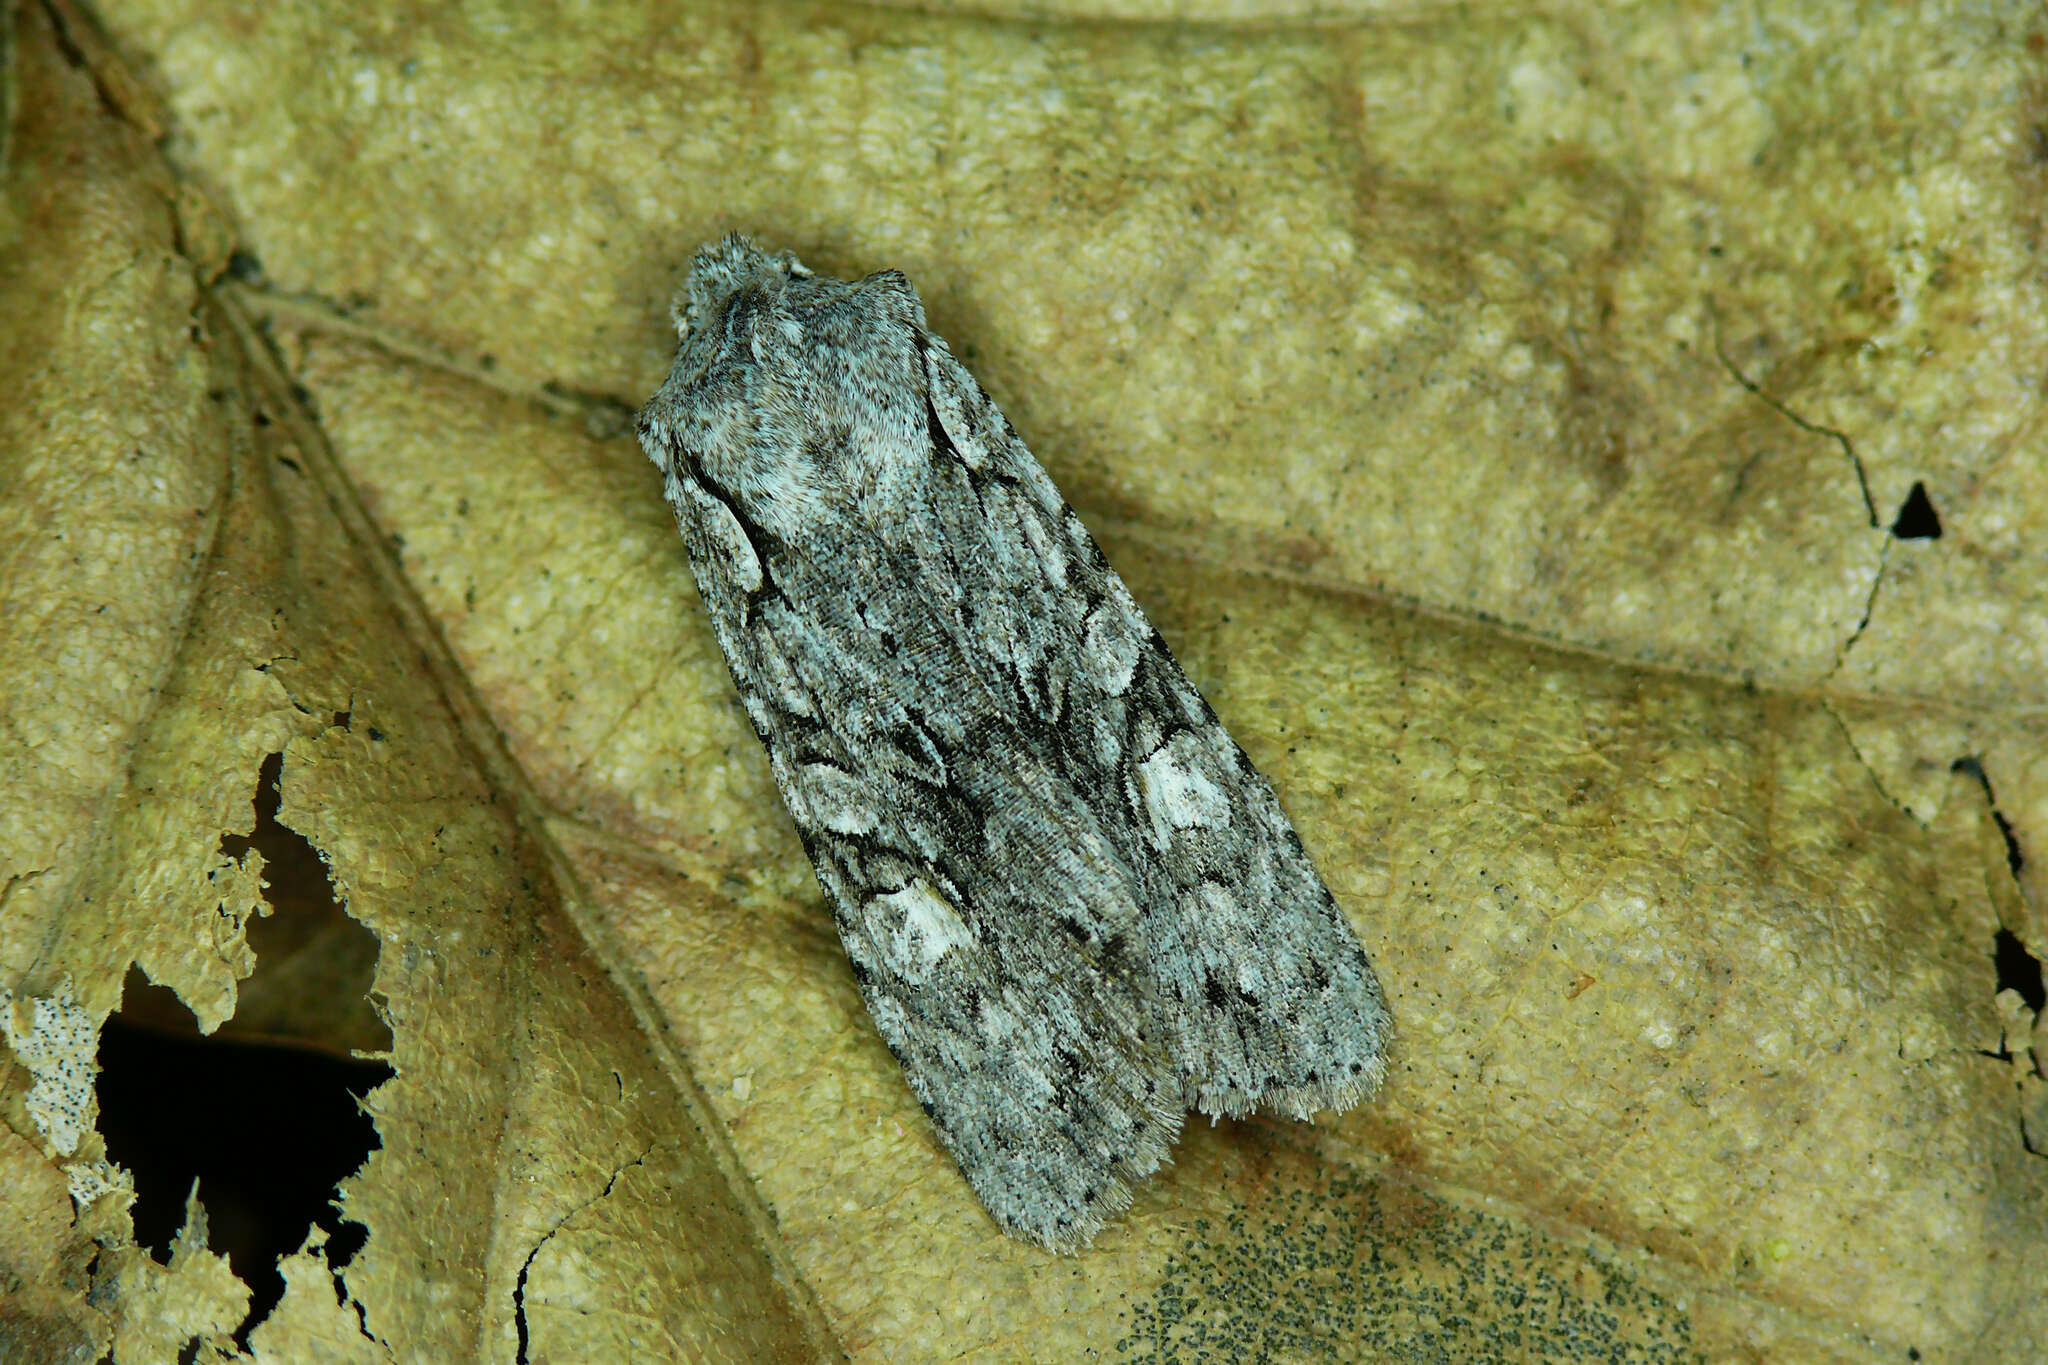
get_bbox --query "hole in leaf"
[1950,756,2026,878]
[1889,481,1942,539]
[1993,929,2047,1015]
[213,752,391,1056]
[97,754,394,1343]
[98,973,391,1344]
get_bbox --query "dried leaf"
[1,5,826,1360]
[4,0,2044,1361]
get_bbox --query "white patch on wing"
[1137,734,1230,847]
[976,994,1021,1041]
[1080,598,1143,695]
[796,762,879,834]
[872,880,979,981]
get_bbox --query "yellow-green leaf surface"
[2,0,2042,1360]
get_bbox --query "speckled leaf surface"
[1,0,2042,1361]
[0,5,826,1361]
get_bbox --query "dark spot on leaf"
[1890,481,1941,539]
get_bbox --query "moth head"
[673,234,812,339]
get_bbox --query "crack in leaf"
[511,1145,656,1365]
[1834,535,1892,669]
[1710,323,1881,530]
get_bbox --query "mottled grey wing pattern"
[636,235,1390,1251]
